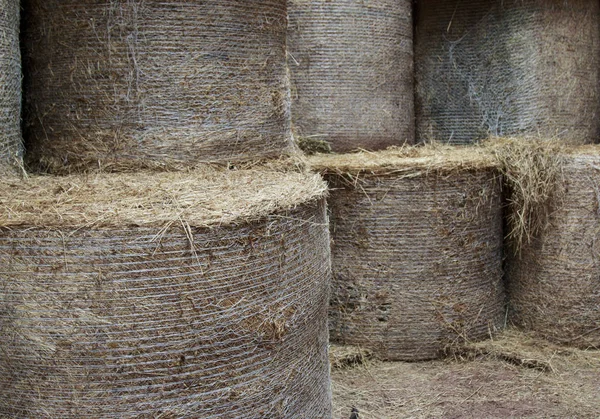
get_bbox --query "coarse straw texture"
[0,0,22,175]
[287,0,414,153]
[0,170,332,418]
[311,147,505,361]
[506,146,600,349]
[415,0,600,145]
[23,0,294,174]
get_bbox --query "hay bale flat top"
[0,168,326,228]
[308,146,498,175]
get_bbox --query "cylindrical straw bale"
[311,148,505,361]
[0,0,22,174]
[288,0,414,153]
[0,169,332,417]
[507,147,600,348]
[415,0,600,145]
[22,0,293,173]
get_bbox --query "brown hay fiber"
[311,147,506,361]
[415,0,600,145]
[506,145,600,349]
[0,0,22,175]
[287,0,414,153]
[0,169,332,417]
[22,0,294,174]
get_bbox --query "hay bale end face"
[0,0,22,174]
[311,147,505,361]
[0,169,332,417]
[507,146,600,349]
[415,0,600,145]
[23,0,293,173]
[288,0,414,153]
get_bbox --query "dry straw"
[0,169,333,417]
[0,0,22,175]
[287,0,414,153]
[23,0,294,173]
[311,146,505,361]
[415,0,600,145]
[503,144,600,349]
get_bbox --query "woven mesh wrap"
[312,149,505,361]
[507,149,600,349]
[415,0,600,145]
[0,0,22,174]
[0,171,332,417]
[23,0,293,173]
[287,0,414,153]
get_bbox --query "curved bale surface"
[23,0,293,173]
[311,148,505,361]
[0,0,22,174]
[0,170,332,418]
[507,147,600,349]
[415,0,600,145]
[288,0,414,153]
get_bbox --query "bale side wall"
[23,0,293,173]
[415,0,600,145]
[288,0,414,152]
[0,199,332,417]
[327,170,505,361]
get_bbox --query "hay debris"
[329,345,374,370]
[288,0,414,152]
[0,0,22,175]
[0,169,332,417]
[415,0,600,144]
[23,0,294,173]
[313,147,505,361]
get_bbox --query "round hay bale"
[415,0,600,145]
[507,146,600,349]
[0,169,332,417]
[22,0,293,173]
[287,0,414,153]
[0,0,22,174]
[311,147,505,361]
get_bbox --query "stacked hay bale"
[22,0,294,173]
[497,141,600,349]
[0,169,333,417]
[415,0,600,144]
[0,0,22,174]
[287,0,414,153]
[311,147,505,361]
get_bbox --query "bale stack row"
[1,1,334,417]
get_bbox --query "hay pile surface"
[288,0,414,152]
[0,169,333,417]
[23,0,293,173]
[0,0,22,174]
[311,147,505,361]
[415,0,600,144]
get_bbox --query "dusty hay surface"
[332,329,600,418]
[329,345,374,370]
[288,0,414,152]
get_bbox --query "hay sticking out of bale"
[23,0,294,173]
[506,146,600,349]
[0,0,23,174]
[287,0,414,152]
[0,169,332,417]
[311,147,505,361]
[415,0,600,144]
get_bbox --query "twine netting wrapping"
[287,0,414,153]
[0,0,22,174]
[23,0,293,173]
[415,0,600,145]
[312,149,505,361]
[507,149,600,349]
[0,171,332,418]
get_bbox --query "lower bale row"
[0,169,332,418]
